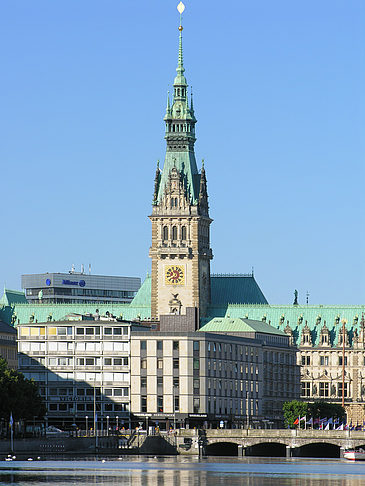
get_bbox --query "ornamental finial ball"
[179,25,183,31]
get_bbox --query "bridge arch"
[205,441,239,456]
[246,442,287,457]
[293,442,341,458]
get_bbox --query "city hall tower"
[149,3,213,320]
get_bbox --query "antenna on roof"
[81,264,84,274]
[71,264,75,274]
[89,264,91,275]
[251,266,254,277]
[306,291,309,305]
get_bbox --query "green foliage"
[282,400,308,428]
[0,358,46,420]
[308,400,345,421]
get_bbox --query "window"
[172,226,177,240]
[141,359,147,369]
[114,358,123,366]
[163,226,168,240]
[320,356,329,366]
[76,328,84,335]
[319,382,329,397]
[85,328,94,335]
[113,328,122,335]
[193,398,200,413]
[173,377,179,388]
[141,377,147,388]
[104,388,112,396]
[157,359,163,369]
[157,376,163,387]
[140,341,147,351]
[338,383,348,398]
[104,358,112,366]
[193,341,200,352]
[193,358,200,370]
[173,341,179,351]
[339,356,347,366]
[174,396,180,412]
[157,340,163,351]
[85,358,94,366]
[104,404,113,412]
[157,396,163,412]
[301,382,311,397]
[173,359,179,370]
[104,328,112,335]
[181,226,187,240]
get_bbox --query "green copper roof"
[210,274,268,307]
[156,24,200,205]
[0,288,27,306]
[199,317,286,336]
[130,275,151,307]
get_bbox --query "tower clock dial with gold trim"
[165,265,185,285]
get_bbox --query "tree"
[308,400,345,422]
[283,400,308,428]
[0,358,46,420]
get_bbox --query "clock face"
[165,265,185,285]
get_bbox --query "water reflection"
[1,457,365,486]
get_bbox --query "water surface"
[1,456,365,485]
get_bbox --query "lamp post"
[173,384,176,431]
[106,416,110,436]
[116,415,119,433]
[85,416,88,436]
[246,391,250,430]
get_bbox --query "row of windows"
[140,357,200,370]
[162,226,187,241]
[27,288,136,299]
[21,357,130,367]
[207,398,259,416]
[301,382,348,397]
[301,355,359,366]
[208,342,260,362]
[19,326,129,337]
[140,377,179,388]
[48,403,128,412]
[20,341,129,352]
[141,396,181,413]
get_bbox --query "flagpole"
[10,412,14,453]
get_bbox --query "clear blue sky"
[1,1,364,305]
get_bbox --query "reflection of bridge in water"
[176,429,365,458]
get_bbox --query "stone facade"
[149,26,212,320]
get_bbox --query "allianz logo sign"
[46,278,86,287]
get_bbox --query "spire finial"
[177,2,185,72]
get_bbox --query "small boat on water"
[344,449,365,461]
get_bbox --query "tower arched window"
[172,226,177,240]
[163,226,168,240]
[177,88,180,96]
[175,197,178,207]
[181,226,187,240]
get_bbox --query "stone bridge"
[176,429,365,457]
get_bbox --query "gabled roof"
[210,274,268,307]
[0,288,28,306]
[130,275,151,307]
[199,317,286,336]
